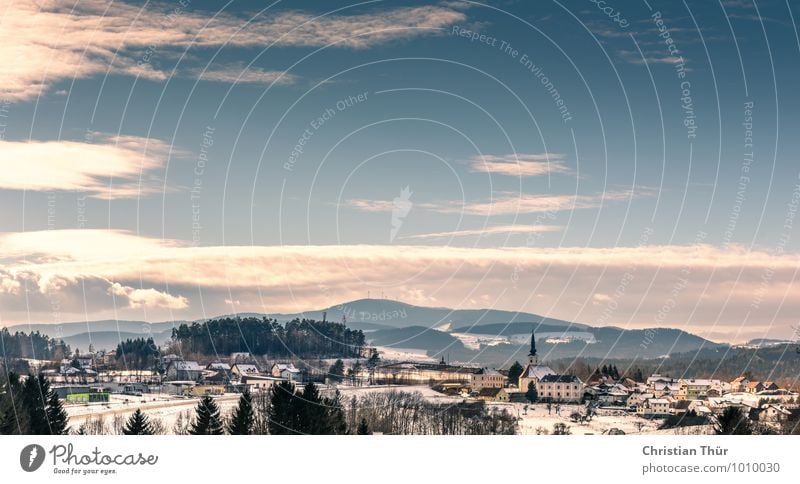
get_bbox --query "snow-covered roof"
[172,361,203,371]
[234,364,260,374]
[522,364,555,380]
[207,362,231,370]
[274,363,299,373]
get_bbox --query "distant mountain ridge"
[3,299,723,362]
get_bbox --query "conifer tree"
[325,390,348,435]
[298,382,330,434]
[189,396,224,435]
[507,361,524,385]
[525,381,538,403]
[356,418,370,435]
[46,387,69,435]
[268,381,299,434]
[328,359,345,383]
[21,375,49,434]
[123,409,154,435]
[226,391,255,435]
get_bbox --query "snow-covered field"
[66,393,240,433]
[65,385,695,435]
[492,402,662,435]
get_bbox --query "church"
[517,331,585,402]
[517,331,555,391]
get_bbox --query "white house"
[270,363,301,381]
[232,364,260,379]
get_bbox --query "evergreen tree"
[325,390,348,435]
[46,386,69,435]
[366,349,380,368]
[227,391,255,435]
[507,361,524,386]
[268,381,299,434]
[328,359,345,383]
[22,374,50,434]
[0,372,27,435]
[356,418,370,435]
[525,381,538,403]
[123,409,154,435]
[715,406,753,435]
[298,382,331,434]
[189,396,224,435]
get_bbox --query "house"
[476,387,509,402]
[165,360,204,381]
[647,374,678,392]
[638,398,671,416]
[241,374,283,392]
[270,363,301,381]
[232,364,260,379]
[746,381,780,394]
[731,376,750,393]
[627,392,654,409]
[517,332,555,392]
[207,362,232,372]
[758,404,792,425]
[206,363,233,380]
[653,383,681,398]
[537,374,584,403]
[677,379,721,400]
[471,368,505,392]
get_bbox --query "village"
[22,331,796,435]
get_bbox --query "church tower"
[527,330,538,365]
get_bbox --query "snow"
[66,393,240,433]
[374,346,436,362]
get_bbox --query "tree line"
[0,328,70,361]
[170,317,365,358]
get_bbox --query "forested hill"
[0,328,69,360]
[551,344,800,386]
[171,317,365,358]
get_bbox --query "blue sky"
[1,0,799,342]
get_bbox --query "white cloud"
[188,64,298,86]
[0,134,174,199]
[109,282,188,309]
[1,229,800,340]
[400,224,561,240]
[0,1,465,101]
[468,153,571,177]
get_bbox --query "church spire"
[527,330,538,365]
